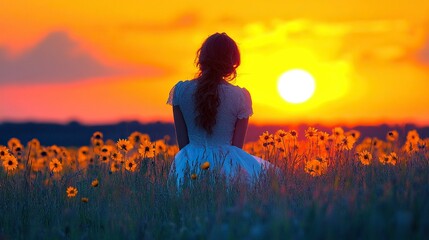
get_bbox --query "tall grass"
[1,129,429,239]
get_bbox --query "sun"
[277,69,316,104]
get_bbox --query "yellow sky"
[1,0,429,126]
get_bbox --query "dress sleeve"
[237,87,253,119]
[166,81,183,106]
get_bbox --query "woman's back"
[168,33,274,185]
[168,80,252,146]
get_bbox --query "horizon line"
[1,119,428,128]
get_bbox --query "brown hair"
[194,33,240,134]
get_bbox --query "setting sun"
[277,69,316,104]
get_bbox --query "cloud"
[121,12,200,32]
[0,31,160,85]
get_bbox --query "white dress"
[167,80,272,185]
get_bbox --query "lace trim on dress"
[166,81,183,106]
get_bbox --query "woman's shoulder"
[176,79,197,89]
[219,83,253,118]
[174,79,190,86]
[172,80,196,92]
[167,80,195,105]
[222,83,250,96]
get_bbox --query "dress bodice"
[167,80,253,146]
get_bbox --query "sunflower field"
[1,127,428,239]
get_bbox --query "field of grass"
[1,128,429,239]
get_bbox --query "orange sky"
[1,0,429,126]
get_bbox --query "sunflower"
[100,155,110,163]
[201,161,210,170]
[358,150,372,165]
[372,138,383,150]
[92,139,104,149]
[340,136,356,151]
[138,140,155,158]
[259,131,273,142]
[191,173,197,180]
[288,130,298,139]
[167,145,179,156]
[125,159,137,172]
[0,145,9,160]
[332,127,344,138]
[355,137,372,152]
[417,140,426,151]
[117,139,133,152]
[49,158,63,173]
[11,144,23,157]
[128,131,143,146]
[79,146,89,155]
[92,131,103,140]
[273,135,285,151]
[403,141,417,154]
[78,146,90,162]
[154,140,167,155]
[110,162,121,172]
[389,152,398,165]
[7,138,21,150]
[81,197,89,203]
[2,154,18,171]
[91,179,99,187]
[66,186,78,198]
[59,148,72,164]
[48,145,61,158]
[27,138,41,150]
[346,130,361,141]
[110,150,123,162]
[99,145,112,157]
[317,131,329,144]
[304,127,318,139]
[304,159,327,177]
[38,148,49,159]
[386,130,399,142]
[406,130,420,144]
[378,154,391,165]
[259,132,274,148]
[31,158,46,172]
[275,129,288,138]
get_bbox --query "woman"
[167,32,272,186]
